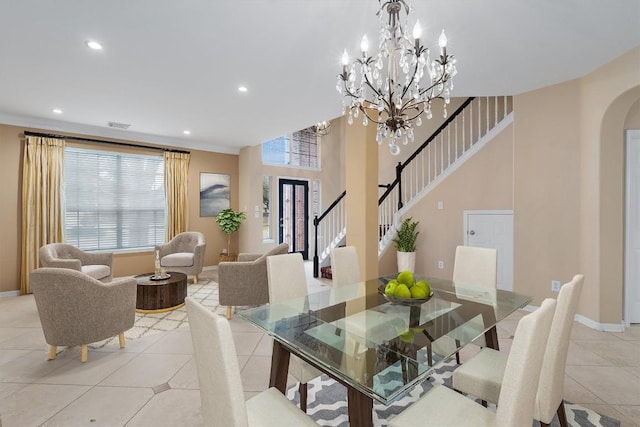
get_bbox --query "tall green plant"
[392,217,420,252]
[215,208,246,254]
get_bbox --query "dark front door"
[278,179,309,259]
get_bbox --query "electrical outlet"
[551,280,561,292]
[437,201,444,210]
[438,260,444,269]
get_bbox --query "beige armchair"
[39,243,113,282]
[218,243,289,319]
[156,232,206,283]
[30,268,137,362]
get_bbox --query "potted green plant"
[392,217,420,272]
[216,208,246,260]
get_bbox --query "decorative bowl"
[378,284,434,306]
[150,273,171,281]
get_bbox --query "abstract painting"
[200,173,230,217]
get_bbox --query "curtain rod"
[23,131,191,154]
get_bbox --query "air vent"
[108,121,131,130]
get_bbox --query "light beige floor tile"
[0,328,29,346]
[571,322,622,341]
[0,328,47,350]
[0,295,36,312]
[0,349,31,368]
[143,328,194,354]
[0,382,27,401]
[610,324,640,341]
[228,316,262,333]
[0,383,90,427]
[566,365,640,405]
[237,355,250,371]
[623,366,640,379]
[566,341,615,366]
[36,350,136,385]
[0,310,43,328]
[572,340,640,367]
[125,389,203,427]
[99,353,191,388]
[41,386,153,427]
[232,331,263,356]
[244,390,262,401]
[611,404,640,426]
[91,330,166,354]
[0,350,75,383]
[169,358,199,389]
[563,375,605,404]
[253,334,273,356]
[240,356,271,392]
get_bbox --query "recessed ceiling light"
[183,130,191,135]
[52,108,63,114]
[238,86,248,93]
[86,40,103,50]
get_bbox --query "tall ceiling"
[0,0,639,153]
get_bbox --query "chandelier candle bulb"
[360,35,369,54]
[439,30,448,56]
[412,20,422,40]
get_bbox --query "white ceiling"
[0,0,639,154]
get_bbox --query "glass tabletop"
[239,276,532,404]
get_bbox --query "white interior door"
[625,129,640,324]
[464,210,513,291]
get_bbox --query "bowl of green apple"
[379,271,433,306]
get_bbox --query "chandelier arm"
[359,106,387,125]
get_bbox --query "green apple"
[395,283,411,299]
[396,271,414,287]
[384,280,398,296]
[410,285,428,299]
[414,280,431,296]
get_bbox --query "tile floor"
[0,264,638,426]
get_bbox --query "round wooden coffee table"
[135,272,188,313]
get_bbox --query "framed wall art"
[200,173,230,217]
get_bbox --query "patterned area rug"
[90,276,224,349]
[286,358,620,427]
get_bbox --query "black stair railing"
[313,97,476,277]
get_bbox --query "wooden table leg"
[347,385,373,427]
[484,325,499,350]
[269,341,291,393]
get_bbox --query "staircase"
[313,96,513,277]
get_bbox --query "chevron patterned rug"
[286,358,620,427]
[90,275,223,349]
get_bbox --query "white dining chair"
[185,297,317,427]
[267,253,322,413]
[389,298,556,427]
[330,246,361,287]
[452,245,498,287]
[453,274,584,427]
[432,245,498,364]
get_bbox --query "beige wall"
[379,123,514,279]
[0,124,239,292]
[238,118,346,255]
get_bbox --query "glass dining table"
[239,276,532,427]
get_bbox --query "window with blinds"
[64,147,165,251]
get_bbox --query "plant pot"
[218,253,237,263]
[397,251,416,273]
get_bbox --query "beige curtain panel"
[21,136,65,294]
[164,151,191,240]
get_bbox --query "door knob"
[469,230,475,235]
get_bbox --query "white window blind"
[64,147,165,251]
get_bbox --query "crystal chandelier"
[313,120,332,136]
[336,0,457,155]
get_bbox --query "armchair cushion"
[156,232,206,278]
[161,252,195,267]
[39,243,113,282]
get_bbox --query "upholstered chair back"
[186,297,250,427]
[330,246,361,287]
[534,274,584,423]
[452,245,497,288]
[495,298,556,427]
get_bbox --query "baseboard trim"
[0,290,21,298]
[522,304,625,332]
